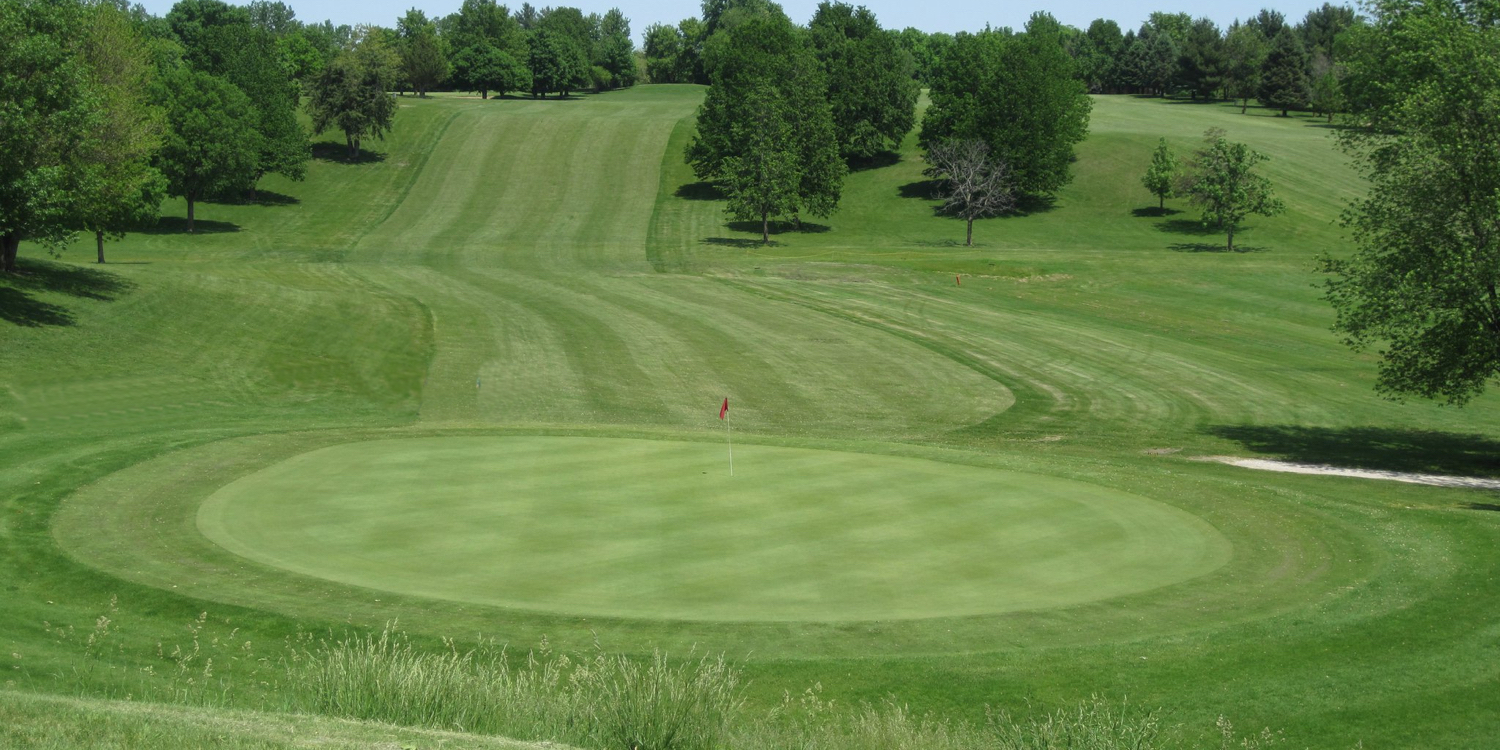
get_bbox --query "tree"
[642,22,685,82]
[1307,52,1344,122]
[1080,19,1123,93]
[446,0,528,97]
[593,7,635,87]
[398,9,449,98]
[1247,8,1287,39]
[1298,3,1358,58]
[0,0,104,272]
[76,2,167,263]
[721,85,799,242]
[808,2,919,159]
[527,27,588,96]
[167,0,308,191]
[306,36,398,159]
[1176,128,1283,252]
[156,67,260,233]
[1141,138,1177,209]
[1258,27,1310,116]
[923,139,1015,246]
[1140,27,1179,96]
[920,14,1091,199]
[247,1,298,36]
[678,17,709,83]
[1324,0,1500,404]
[687,11,844,233]
[1177,17,1224,99]
[452,43,529,98]
[1222,22,1268,113]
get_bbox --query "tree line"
[684,1,1090,246]
[0,0,644,273]
[648,3,1364,122]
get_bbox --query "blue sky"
[134,1,1334,40]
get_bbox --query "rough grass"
[3,87,1499,748]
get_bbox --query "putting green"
[197,436,1229,621]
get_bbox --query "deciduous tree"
[1176,128,1283,252]
[1324,0,1500,403]
[720,85,799,242]
[0,0,102,271]
[77,2,167,263]
[923,139,1015,247]
[688,11,844,228]
[808,2,918,159]
[1222,22,1268,113]
[1141,138,1177,209]
[920,14,1091,199]
[306,33,398,159]
[398,9,450,98]
[156,67,260,232]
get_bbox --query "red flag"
[719,398,729,420]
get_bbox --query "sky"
[135,0,1335,40]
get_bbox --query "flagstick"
[726,407,733,476]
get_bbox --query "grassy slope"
[0,690,554,750]
[2,88,1498,748]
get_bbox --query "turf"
[4,88,1500,747]
[194,435,1226,621]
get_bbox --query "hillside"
[2,86,1498,748]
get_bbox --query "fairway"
[197,436,1226,621]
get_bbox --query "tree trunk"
[1241,98,1248,114]
[1159,195,1165,209]
[966,217,974,247]
[187,196,196,234]
[1281,108,1288,117]
[761,211,769,243]
[347,133,355,158]
[1,232,19,273]
[482,90,488,99]
[96,230,105,264]
[1226,225,1235,252]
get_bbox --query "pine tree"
[1258,27,1310,116]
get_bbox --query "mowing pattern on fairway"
[196,436,1228,621]
[9,89,1500,747]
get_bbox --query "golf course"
[4,83,1500,748]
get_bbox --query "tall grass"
[45,605,1294,750]
[287,626,741,749]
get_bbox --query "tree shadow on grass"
[848,151,900,172]
[703,237,776,248]
[0,259,136,327]
[0,286,74,327]
[1133,206,1182,218]
[1205,424,1500,478]
[898,179,942,200]
[1011,194,1057,216]
[1170,242,1264,253]
[1466,502,1500,511]
[727,220,830,235]
[220,190,300,207]
[5,259,134,301]
[675,182,724,201]
[138,217,241,235]
[1157,218,1220,236]
[311,142,387,164]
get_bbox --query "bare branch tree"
[923,139,1016,246]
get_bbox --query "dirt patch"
[1196,455,1500,490]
